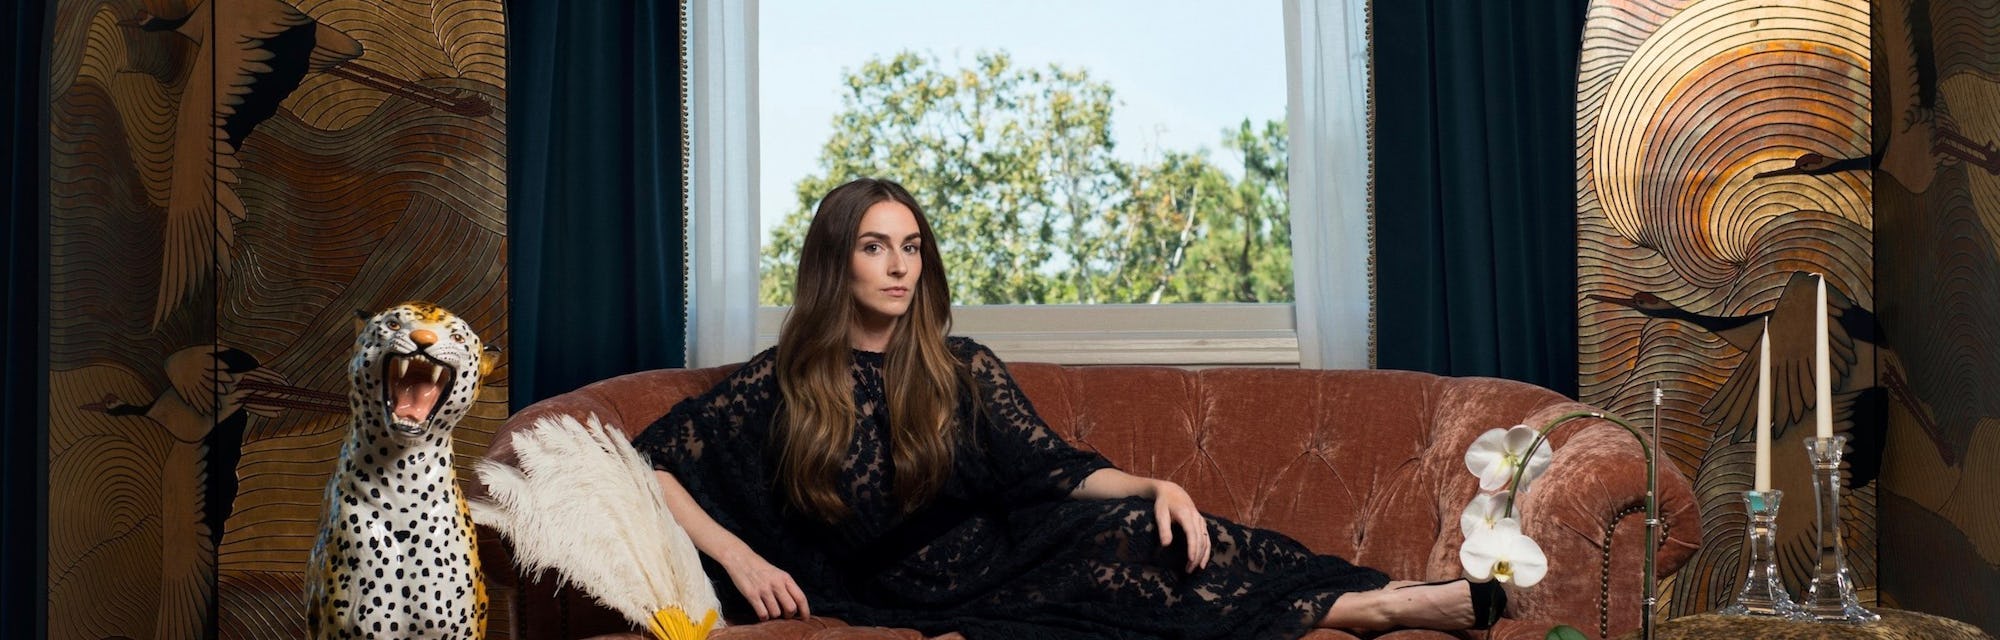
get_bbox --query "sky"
[757,0,1288,241]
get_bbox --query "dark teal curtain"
[508,0,689,408]
[1373,0,1587,397]
[1,0,47,636]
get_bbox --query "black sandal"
[1469,579,1507,629]
[1394,578,1508,629]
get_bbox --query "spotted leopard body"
[308,303,493,639]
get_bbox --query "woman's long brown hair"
[775,178,972,522]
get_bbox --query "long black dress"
[633,338,1390,640]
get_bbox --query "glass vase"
[1802,435,1878,624]
[1718,490,1805,619]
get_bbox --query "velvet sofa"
[477,362,1699,640]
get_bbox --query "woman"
[634,178,1503,638]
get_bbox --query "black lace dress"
[633,338,1390,640]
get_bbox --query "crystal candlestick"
[1802,436,1878,624]
[1719,490,1805,618]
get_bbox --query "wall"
[45,1,509,637]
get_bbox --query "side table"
[1616,608,1992,640]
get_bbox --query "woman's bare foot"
[1385,581,1476,630]
[1319,581,1476,631]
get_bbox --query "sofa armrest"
[474,369,732,639]
[1492,407,1699,640]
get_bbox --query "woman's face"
[849,200,924,325]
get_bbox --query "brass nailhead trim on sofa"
[1601,505,1667,640]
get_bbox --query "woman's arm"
[632,350,808,620]
[653,469,809,621]
[952,339,1209,571]
[1070,468,1212,572]
[1069,467,1159,500]
[652,469,755,565]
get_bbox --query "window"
[759,2,1291,310]
[689,0,1370,368]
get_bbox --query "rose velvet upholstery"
[476,364,1699,640]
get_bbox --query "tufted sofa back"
[998,364,1607,582]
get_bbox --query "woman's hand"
[1151,480,1211,573]
[1072,470,1213,572]
[718,549,810,621]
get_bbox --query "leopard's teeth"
[429,365,444,384]
[395,357,410,378]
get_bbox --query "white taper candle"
[1815,274,1834,439]
[1756,318,1772,491]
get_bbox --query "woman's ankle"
[1321,589,1395,631]
[1384,581,1474,630]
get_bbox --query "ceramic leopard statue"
[308,302,495,639]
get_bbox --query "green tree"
[761,50,1291,306]
[1163,119,1292,303]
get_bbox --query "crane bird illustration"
[79,345,345,639]
[1587,272,1890,488]
[1590,273,1902,589]
[1745,0,2000,467]
[122,0,491,328]
[1752,0,1999,186]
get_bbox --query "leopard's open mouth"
[382,352,455,437]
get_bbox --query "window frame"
[755,303,1300,366]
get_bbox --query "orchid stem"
[1503,409,1658,639]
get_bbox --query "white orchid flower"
[1460,491,1511,539]
[1459,517,1548,587]
[1464,424,1553,493]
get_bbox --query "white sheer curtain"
[1285,0,1373,369]
[687,0,762,367]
